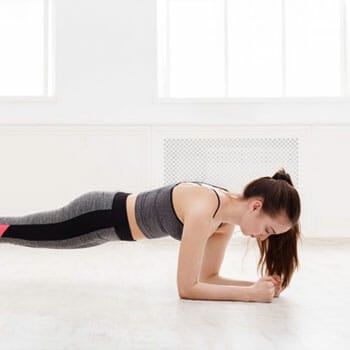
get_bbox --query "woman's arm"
[198,226,254,287]
[202,274,254,286]
[179,281,253,301]
[180,278,275,303]
[199,274,282,298]
[176,192,275,302]
[176,204,256,301]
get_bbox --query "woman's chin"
[242,231,256,238]
[241,230,252,238]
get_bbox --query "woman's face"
[239,197,292,241]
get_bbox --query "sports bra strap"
[211,189,220,218]
[189,181,229,192]
[182,181,225,219]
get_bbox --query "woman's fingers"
[272,274,282,281]
[271,275,284,286]
[273,284,282,297]
[262,276,276,282]
[263,275,281,286]
[263,275,284,297]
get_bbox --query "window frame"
[156,0,350,103]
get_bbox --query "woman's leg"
[0,191,121,249]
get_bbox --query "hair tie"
[273,174,292,186]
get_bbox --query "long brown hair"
[242,168,301,289]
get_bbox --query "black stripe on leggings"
[2,209,115,241]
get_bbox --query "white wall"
[0,0,349,237]
[0,0,349,124]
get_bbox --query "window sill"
[0,96,57,103]
[153,97,350,104]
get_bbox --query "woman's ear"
[252,199,263,211]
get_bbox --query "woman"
[0,168,301,303]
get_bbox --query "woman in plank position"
[0,168,300,303]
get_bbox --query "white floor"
[0,236,349,350]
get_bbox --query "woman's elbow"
[177,286,188,299]
[177,284,197,299]
[178,290,193,300]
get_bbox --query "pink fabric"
[0,224,10,237]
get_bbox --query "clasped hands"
[266,274,284,297]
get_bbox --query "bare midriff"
[126,194,148,240]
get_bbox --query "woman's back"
[126,181,230,241]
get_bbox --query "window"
[0,0,54,99]
[157,0,349,100]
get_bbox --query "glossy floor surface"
[0,237,348,349]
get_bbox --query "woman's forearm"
[202,274,255,287]
[179,282,254,302]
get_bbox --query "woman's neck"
[219,193,246,226]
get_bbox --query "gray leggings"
[0,191,124,249]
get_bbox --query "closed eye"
[266,226,277,235]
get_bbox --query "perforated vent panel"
[163,138,299,191]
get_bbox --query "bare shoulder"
[173,182,235,237]
[172,182,221,226]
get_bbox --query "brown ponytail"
[242,168,301,289]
